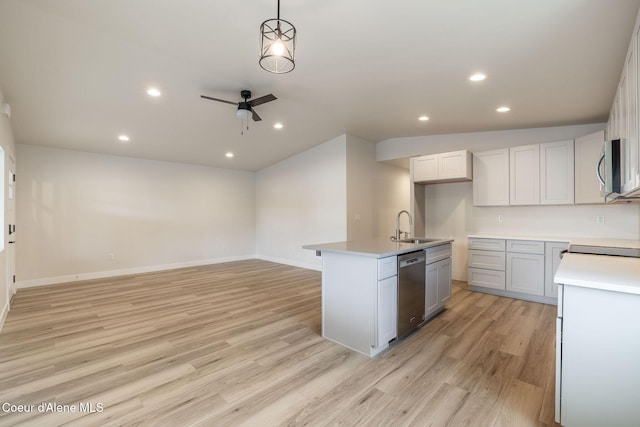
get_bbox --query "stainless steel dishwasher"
[397,250,426,338]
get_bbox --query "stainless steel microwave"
[597,139,640,203]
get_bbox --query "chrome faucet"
[394,210,413,241]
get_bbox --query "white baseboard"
[254,255,321,271]
[0,302,8,333]
[16,255,255,289]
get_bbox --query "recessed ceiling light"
[146,88,161,97]
[418,116,429,121]
[225,152,234,158]
[274,122,283,129]
[118,135,130,142]
[496,106,511,113]
[469,73,486,82]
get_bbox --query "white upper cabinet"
[623,26,640,194]
[607,8,640,196]
[412,155,438,182]
[412,150,472,184]
[575,131,605,204]
[473,149,509,206]
[540,140,574,205]
[510,144,540,205]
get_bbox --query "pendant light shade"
[259,0,296,74]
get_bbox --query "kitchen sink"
[397,237,439,244]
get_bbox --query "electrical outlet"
[596,215,605,224]
[498,215,504,223]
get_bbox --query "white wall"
[0,88,16,330]
[255,133,410,269]
[346,135,375,241]
[377,123,640,281]
[256,135,348,269]
[346,134,411,240]
[16,144,256,287]
[373,162,411,239]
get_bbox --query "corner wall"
[255,135,348,269]
[255,133,410,269]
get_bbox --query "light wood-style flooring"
[0,260,560,426]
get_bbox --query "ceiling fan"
[201,90,277,122]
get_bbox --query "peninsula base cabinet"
[467,237,568,304]
[322,252,398,357]
[556,284,640,426]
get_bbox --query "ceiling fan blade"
[200,95,238,105]
[248,94,277,107]
[251,109,262,122]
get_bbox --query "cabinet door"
[439,150,471,181]
[545,242,568,298]
[425,262,439,316]
[506,252,545,296]
[413,155,438,183]
[425,258,452,317]
[510,144,540,205]
[473,149,509,206]
[376,275,397,346]
[575,131,605,204]
[540,140,574,205]
[437,258,451,306]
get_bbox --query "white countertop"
[555,253,640,295]
[468,234,640,249]
[467,233,573,242]
[303,238,453,258]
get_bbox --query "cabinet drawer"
[506,240,544,254]
[468,268,506,290]
[378,256,397,280]
[425,243,452,264]
[468,250,506,271]
[468,238,506,252]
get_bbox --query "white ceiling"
[1,0,639,171]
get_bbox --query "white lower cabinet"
[322,252,398,357]
[467,238,506,291]
[424,243,452,320]
[468,237,565,304]
[425,257,451,318]
[506,252,544,296]
[556,284,640,426]
[376,275,398,346]
[544,242,569,298]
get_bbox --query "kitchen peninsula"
[304,237,453,357]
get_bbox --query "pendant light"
[259,0,296,74]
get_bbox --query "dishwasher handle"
[399,253,426,268]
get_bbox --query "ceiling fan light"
[237,108,252,120]
[259,1,296,74]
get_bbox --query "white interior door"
[7,156,15,297]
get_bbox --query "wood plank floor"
[0,259,560,426]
